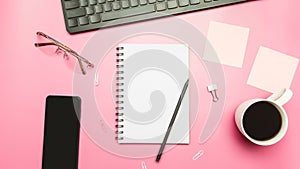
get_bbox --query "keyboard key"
[121,0,130,8]
[67,18,78,27]
[89,0,97,5]
[94,5,103,13]
[102,4,155,21]
[149,0,156,3]
[204,0,212,2]
[103,3,112,11]
[156,2,166,11]
[167,0,177,9]
[79,0,88,7]
[78,16,89,25]
[66,8,86,18]
[112,1,121,10]
[130,0,139,7]
[98,0,106,3]
[64,1,80,9]
[178,0,189,7]
[89,14,101,23]
[86,6,95,15]
[190,0,200,4]
[139,0,147,5]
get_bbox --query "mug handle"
[267,88,293,106]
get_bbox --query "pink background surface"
[1,0,300,168]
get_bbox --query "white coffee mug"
[235,89,293,146]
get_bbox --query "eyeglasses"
[34,31,94,75]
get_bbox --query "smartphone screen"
[42,96,81,169]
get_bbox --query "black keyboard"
[61,0,249,34]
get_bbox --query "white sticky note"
[247,46,299,93]
[203,21,250,68]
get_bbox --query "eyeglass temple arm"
[68,50,94,68]
[77,58,86,75]
[34,42,56,47]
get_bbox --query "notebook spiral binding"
[115,46,125,140]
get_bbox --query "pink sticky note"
[203,21,250,68]
[247,46,299,93]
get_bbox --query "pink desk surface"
[1,0,300,168]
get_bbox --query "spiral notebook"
[115,44,190,144]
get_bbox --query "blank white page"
[117,44,189,144]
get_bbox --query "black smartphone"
[42,95,81,169]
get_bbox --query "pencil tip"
[156,155,161,162]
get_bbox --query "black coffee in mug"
[242,101,282,141]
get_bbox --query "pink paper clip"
[141,161,147,169]
[192,150,204,160]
